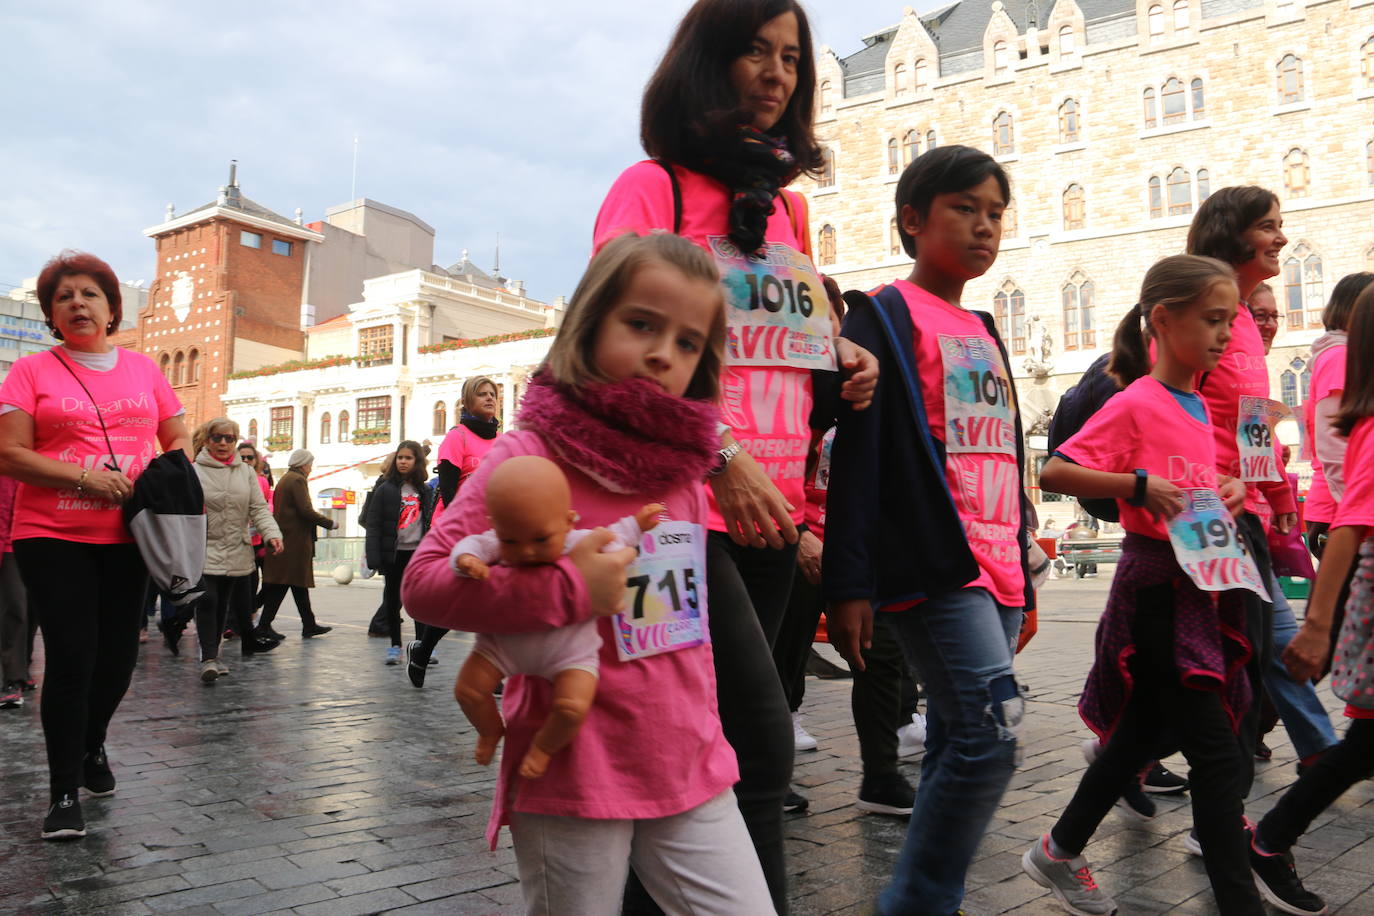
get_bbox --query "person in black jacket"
[363,441,434,666]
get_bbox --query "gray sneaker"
[1023,835,1118,915]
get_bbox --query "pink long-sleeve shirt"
[401,430,738,847]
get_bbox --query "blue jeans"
[1265,573,1336,760]
[879,587,1022,916]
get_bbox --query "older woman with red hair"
[0,251,189,841]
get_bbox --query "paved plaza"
[1,574,1371,915]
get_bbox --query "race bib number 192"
[1166,488,1270,600]
[1236,396,1287,483]
[613,521,710,662]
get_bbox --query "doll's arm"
[450,530,500,579]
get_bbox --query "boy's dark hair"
[641,0,822,175]
[894,145,1010,258]
[1322,272,1374,332]
[1336,283,1374,437]
[1185,186,1279,266]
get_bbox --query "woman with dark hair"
[237,440,273,613]
[403,377,503,684]
[365,440,435,666]
[0,251,190,840]
[594,2,877,909]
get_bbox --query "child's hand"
[569,528,637,617]
[1143,476,1185,520]
[1282,622,1330,682]
[835,337,878,412]
[457,554,490,579]
[1218,476,1246,517]
[635,503,665,533]
[828,598,872,672]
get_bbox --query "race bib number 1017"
[940,334,1016,456]
[711,237,836,371]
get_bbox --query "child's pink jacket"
[402,430,738,847]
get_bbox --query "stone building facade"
[799,0,1374,504]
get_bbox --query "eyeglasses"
[209,433,237,444]
[1252,312,1283,326]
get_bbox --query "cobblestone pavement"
[1,574,1371,915]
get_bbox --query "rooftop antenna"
[493,232,501,276]
[350,134,359,201]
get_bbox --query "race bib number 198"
[613,521,710,662]
[1166,488,1270,600]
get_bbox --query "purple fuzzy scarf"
[515,371,720,495]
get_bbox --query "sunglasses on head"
[209,433,237,444]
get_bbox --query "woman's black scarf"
[460,411,500,441]
[700,124,798,255]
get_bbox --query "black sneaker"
[1,682,23,709]
[1142,762,1189,794]
[783,790,809,814]
[406,640,428,688]
[1115,781,1156,822]
[158,621,182,656]
[856,774,915,816]
[254,626,286,641]
[301,625,332,638]
[82,746,115,797]
[1250,832,1328,914]
[41,794,86,840]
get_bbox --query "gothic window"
[187,348,199,383]
[1162,77,1186,124]
[1280,371,1298,408]
[894,62,910,96]
[818,225,836,266]
[993,111,1014,155]
[1282,243,1323,329]
[1167,167,1192,216]
[889,218,902,257]
[1149,176,1163,219]
[1062,272,1095,349]
[1191,78,1205,119]
[1277,54,1304,104]
[1003,202,1018,237]
[1059,25,1076,58]
[1284,148,1310,198]
[1143,88,1158,128]
[320,412,332,445]
[1197,168,1210,202]
[1148,5,1165,41]
[994,281,1027,354]
[1172,0,1190,35]
[1059,98,1080,143]
[914,59,930,92]
[926,129,937,150]
[993,40,1010,74]
[888,138,900,175]
[337,410,350,440]
[904,129,919,164]
[1063,184,1086,230]
[172,350,185,386]
[433,401,447,436]
[1363,37,1374,89]
[159,352,171,381]
[819,80,833,116]
[818,148,835,188]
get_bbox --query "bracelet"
[75,467,89,494]
[708,442,742,477]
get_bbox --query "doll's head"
[485,456,578,566]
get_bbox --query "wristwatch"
[1127,468,1148,507]
[708,443,743,477]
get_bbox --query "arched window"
[320,412,332,445]
[1280,371,1298,408]
[993,111,1014,155]
[337,410,350,440]
[914,59,929,92]
[1167,166,1193,216]
[1277,54,1304,104]
[1002,202,1018,237]
[1284,148,1310,198]
[1059,25,1076,58]
[819,80,833,116]
[1063,184,1086,230]
[1282,243,1323,329]
[1148,4,1165,41]
[888,138,900,175]
[1196,168,1211,202]
[818,225,836,266]
[1058,98,1080,143]
[1062,271,1095,349]
[1143,88,1158,128]
[993,40,1010,74]
[159,352,171,381]
[1162,77,1186,124]
[889,218,902,257]
[1363,37,1374,89]
[1301,364,1312,402]
[1190,77,1205,119]
[894,62,910,96]
[187,348,199,383]
[1149,176,1164,218]
[433,400,447,435]
[994,281,1028,354]
[172,351,185,386]
[926,129,937,150]
[248,419,258,442]
[904,129,919,164]
[1172,0,1190,35]
[818,148,835,188]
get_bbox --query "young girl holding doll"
[401,232,772,916]
[1021,255,1267,916]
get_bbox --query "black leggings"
[1236,511,1275,800]
[194,574,253,660]
[14,538,147,800]
[258,584,316,631]
[382,550,416,647]
[1257,718,1374,854]
[1051,585,1263,914]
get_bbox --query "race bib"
[1236,397,1288,483]
[1166,488,1270,600]
[813,427,836,491]
[614,520,709,662]
[940,334,1016,456]
[711,236,836,371]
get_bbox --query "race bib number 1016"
[711,237,836,371]
[613,521,710,662]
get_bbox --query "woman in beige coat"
[256,449,335,640]
[191,419,283,683]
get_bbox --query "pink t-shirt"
[891,280,1024,606]
[1058,377,1220,541]
[0,348,182,544]
[437,425,498,491]
[1304,343,1346,523]
[595,160,830,531]
[1333,417,1374,530]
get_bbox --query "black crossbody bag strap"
[50,350,120,471]
[654,159,683,234]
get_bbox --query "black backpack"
[1047,352,1122,522]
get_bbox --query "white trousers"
[509,789,775,916]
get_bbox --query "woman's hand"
[85,468,135,504]
[1218,476,1246,517]
[1143,476,1185,520]
[1281,622,1330,683]
[835,338,878,412]
[828,598,871,672]
[707,448,798,549]
[267,538,283,555]
[569,528,638,617]
[797,529,823,586]
[1274,512,1297,535]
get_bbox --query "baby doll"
[452,455,661,779]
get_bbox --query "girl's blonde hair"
[1107,255,1236,387]
[542,232,726,400]
[192,417,241,456]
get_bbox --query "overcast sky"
[0,1,937,305]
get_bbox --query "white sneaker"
[897,713,927,758]
[214,659,230,676]
[199,659,219,684]
[792,712,818,752]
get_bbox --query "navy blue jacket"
[822,284,1036,613]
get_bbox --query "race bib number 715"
[613,521,710,662]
